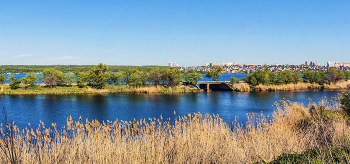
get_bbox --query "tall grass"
[0,84,202,95]
[1,98,350,163]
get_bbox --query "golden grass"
[1,97,349,163]
[255,81,350,92]
[255,82,322,91]
[0,84,203,95]
[324,80,350,89]
[234,82,250,92]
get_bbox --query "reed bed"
[255,83,321,91]
[0,85,202,95]
[255,81,350,92]
[1,98,350,163]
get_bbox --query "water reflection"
[0,90,348,129]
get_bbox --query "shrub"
[340,91,350,116]
[9,79,21,89]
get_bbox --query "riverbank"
[0,84,203,95]
[0,97,349,163]
[233,80,350,92]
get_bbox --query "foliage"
[128,71,147,88]
[7,74,16,83]
[86,63,110,89]
[270,136,350,163]
[229,76,240,87]
[110,72,126,85]
[65,73,74,87]
[184,71,203,85]
[162,68,183,87]
[74,71,88,88]
[0,74,6,85]
[40,68,65,90]
[9,79,21,89]
[21,73,39,87]
[340,91,350,117]
[124,69,138,84]
[244,69,271,86]
[148,68,162,85]
[205,65,222,81]
[326,67,345,83]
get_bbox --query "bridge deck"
[197,81,226,84]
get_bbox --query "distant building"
[206,62,234,67]
[168,62,179,67]
[275,63,279,66]
[225,62,233,66]
[335,62,350,67]
[307,61,320,66]
[327,61,337,67]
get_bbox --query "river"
[0,89,347,129]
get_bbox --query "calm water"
[0,90,347,129]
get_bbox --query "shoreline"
[0,84,204,95]
[1,81,349,95]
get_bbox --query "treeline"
[243,67,350,86]
[0,63,203,90]
[0,65,169,74]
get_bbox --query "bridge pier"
[197,81,235,91]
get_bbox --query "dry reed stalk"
[0,98,349,163]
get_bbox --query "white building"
[207,62,234,67]
[168,62,179,67]
[327,61,338,67]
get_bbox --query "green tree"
[74,71,88,88]
[8,75,21,89]
[41,68,65,90]
[326,67,343,83]
[205,65,222,81]
[65,73,74,87]
[110,72,126,85]
[269,71,277,84]
[250,76,257,86]
[86,63,110,89]
[9,79,21,89]
[303,71,315,83]
[21,73,39,87]
[7,74,16,83]
[315,72,325,84]
[340,91,350,117]
[277,71,288,84]
[344,71,350,81]
[162,68,183,87]
[128,71,147,88]
[0,74,6,91]
[184,71,203,85]
[229,76,240,87]
[293,71,304,83]
[148,68,162,85]
[125,69,138,84]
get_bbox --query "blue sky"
[0,0,349,66]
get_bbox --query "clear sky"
[0,0,349,66]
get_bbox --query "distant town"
[169,61,350,74]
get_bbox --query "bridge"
[197,81,235,91]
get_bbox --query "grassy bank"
[1,97,350,163]
[233,80,350,92]
[0,84,203,95]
